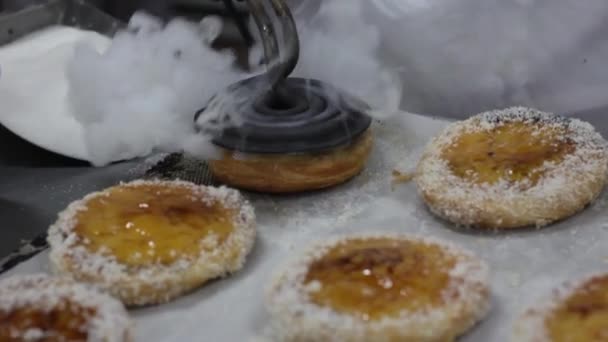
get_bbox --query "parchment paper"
[4,112,608,342]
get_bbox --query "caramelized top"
[0,300,95,341]
[304,238,456,321]
[74,184,235,266]
[546,275,608,342]
[442,122,575,187]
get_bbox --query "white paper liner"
[3,112,608,342]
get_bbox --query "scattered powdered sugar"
[264,233,490,341]
[249,118,443,248]
[125,153,171,177]
[0,274,132,342]
[47,179,256,306]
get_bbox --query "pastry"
[48,179,256,306]
[0,274,132,342]
[513,273,608,341]
[416,107,608,229]
[200,72,374,194]
[265,233,490,341]
[209,129,373,193]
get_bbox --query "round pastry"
[415,107,608,229]
[513,273,608,341]
[0,274,132,341]
[209,129,373,193]
[265,233,490,342]
[200,76,374,194]
[48,179,256,306]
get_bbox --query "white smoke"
[361,0,608,117]
[292,0,402,119]
[67,12,246,166]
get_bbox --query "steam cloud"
[67,2,401,166]
[362,0,608,117]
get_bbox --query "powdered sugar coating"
[47,179,256,306]
[0,273,132,342]
[416,107,608,229]
[265,233,490,341]
[512,272,608,342]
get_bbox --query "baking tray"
[3,112,608,342]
